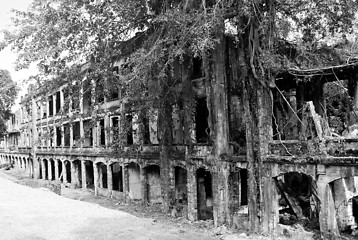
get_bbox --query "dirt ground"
[0,168,317,240]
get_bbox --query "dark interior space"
[197,168,213,220]
[195,97,210,143]
[111,163,123,192]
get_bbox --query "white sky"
[0,0,35,111]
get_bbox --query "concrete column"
[61,126,65,148]
[93,162,99,196]
[213,166,230,227]
[41,159,46,179]
[81,161,87,189]
[55,160,59,181]
[104,115,109,147]
[317,176,339,237]
[53,94,57,115]
[99,164,103,188]
[60,90,64,110]
[53,126,57,148]
[96,121,100,147]
[140,166,147,204]
[187,167,197,221]
[261,176,279,235]
[70,124,74,149]
[63,161,68,184]
[46,99,50,118]
[80,119,84,149]
[123,164,129,202]
[29,159,33,178]
[107,163,113,193]
[70,161,76,188]
[48,160,52,181]
[80,83,84,114]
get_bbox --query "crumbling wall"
[145,165,162,204]
[127,163,142,200]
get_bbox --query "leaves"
[0,69,18,137]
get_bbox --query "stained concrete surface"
[0,172,216,240]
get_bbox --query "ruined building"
[2,40,358,238]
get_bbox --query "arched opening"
[84,160,94,189]
[274,172,319,229]
[49,159,55,180]
[38,158,42,179]
[145,165,161,204]
[97,162,107,189]
[196,168,213,220]
[111,162,123,192]
[64,160,71,183]
[127,162,141,200]
[43,159,49,180]
[73,160,82,188]
[57,160,63,182]
[174,166,188,217]
[23,157,27,170]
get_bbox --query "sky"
[0,0,35,111]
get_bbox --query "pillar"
[93,162,99,196]
[187,167,197,221]
[107,163,113,193]
[63,161,68,184]
[81,161,87,189]
[60,90,64,110]
[80,119,84,149]
[41,159,46,179]
[140,166,147,204]
[317,175,340,237]
[55,160,59,181]
[53,94,56,115]
[48,160,52,181]
[98,164,103,188]
[28,158,33,178]
[70,124,74,149]
[213,165,230,227]
[104,115,109,147]
[70,161,76,188]
[61,126,65,148]
[123,164,129,202]
[261,176,279,235]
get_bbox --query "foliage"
[0,69,18,137]
[2,0,357,97]
[324,81,352,134]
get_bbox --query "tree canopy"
[2,0,358,94]
[0,69,18,137]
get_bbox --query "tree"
[0,69,18,137]
[3,0,358,233]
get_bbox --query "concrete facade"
[2,59,358,238]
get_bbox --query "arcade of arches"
[2,153,358,237]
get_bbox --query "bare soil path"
[0,172,217,240]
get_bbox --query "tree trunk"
[158,71,174,213]
[239,17,273,232]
